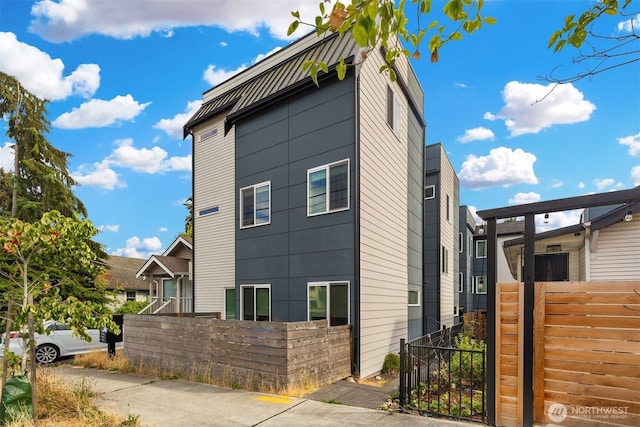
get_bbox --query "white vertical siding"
[358,48,410,377]
[590,218,640,280]
[192,116,235,313]
[439,145,456,329]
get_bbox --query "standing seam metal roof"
[183,32,360,138]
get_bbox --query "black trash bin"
[100,314,124,357]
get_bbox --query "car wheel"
[35,344,59,364]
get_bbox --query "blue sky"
[0,0,638,259]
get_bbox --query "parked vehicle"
[0,320,107,364]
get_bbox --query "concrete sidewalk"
[49,365,473,427]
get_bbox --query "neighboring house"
[183,31,425,377]
[424,143,459,333]
[471,220,523,312]
[503,201,640,281]
[104,256,148,305]
[458,206,476,319]
[136,236,193,314]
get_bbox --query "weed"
[321,399,342,404]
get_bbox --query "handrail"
[137,298,161,315]
[152,297,176,314]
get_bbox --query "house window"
[424,185,435,199]
[458,273,464,292]
[446,194,450,221]
[307,160,349,216]
[458,233,463,253]
[474,276,487,294]
[126,291,136,301]
[308,282,349,326]
[408,290,420,306]
[240,181,270,228]
[241,285,270,321]
[476,240,487,258]
[442,246,448,274]
[198,206,219,217]
[387,85,401,136]
[224,288,236,320]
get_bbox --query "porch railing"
[399,327,487,423]
[136,297,193,315]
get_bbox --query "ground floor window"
[474,276,487,294]
[126,291,136,301]
[224,288,236,320]
[241,285,270,321]
[308,281,349,326]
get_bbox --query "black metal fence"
[399,327,487,423]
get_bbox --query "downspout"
[583,222,591,281]
[353,70,361,376]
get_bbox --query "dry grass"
[1,368,139,427]
[72,351,321,397]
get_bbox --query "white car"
[0,320,106,364]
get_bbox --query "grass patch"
[321,399,342,405]
[1,368,139,427]
[72,351,321,397]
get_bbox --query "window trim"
[307,159,350,217]
[458,232,463,253]
[307,281,350,326]
[198,206,219,217]
[424,185,435,200]
[239,181,271,229]
[408,290,420,307]
[476,239,487,258]
[224,288,236,320]
[240,284,271,321]
[442,246,448,274]
[458,273,464,293]
[126,291,136,301]
[474,276,487,294]
[387,85,402,137]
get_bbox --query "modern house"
[183,31,425,377]
[424,143,459,333]
[135,235,193,314]
[104,255,148,305]
[502,200,640,281]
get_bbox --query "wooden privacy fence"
[496,281,640,427]
[123,315,351,390]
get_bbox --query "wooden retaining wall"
[122,315,351,390]
[495,281,640,427]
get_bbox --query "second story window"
[240,181,270,228]
[308,160,349,216]
[476,240,487,258]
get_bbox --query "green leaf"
[450,31,463,41]
[554,39,567,53]
[353,22,369,46]
[428,20,438,30]
[287,21,299,36]
[548,29,562,48]
[389,68,397,82]
[318,61,329,74]
[337,61,347,80]
[291,10,300,19]
[421,0,431,14]
[483,16,496,25]
[302,60,313,72]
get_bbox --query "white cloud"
[0,32,100,100]
[72,160,126,190]
[53,94,151,129]
[457,127,495,143]
[455,82,468,89]
[593,178,616,191]
[484,81,596,137]
[98,224,120,232]
[619,132,640,156]
[219,41,228,47]
[631,166,640,186]
[154,100,202,139]
[578,181,585,189]
[617,13,640,33]
[107,138,191,173]
[28,0,317,42]
[203,47,281,86]
[111,236,163,258]
[551,179,563,188]
[536,209,583,232]
[509,192,541,205]
[0,143,15,171]
[159,227,169,232]
[459,147,538,189]
[204,64,248,86]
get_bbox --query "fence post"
[399,338,406,407]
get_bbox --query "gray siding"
[235,75,356,322]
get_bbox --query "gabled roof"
[104,256,147,291]
[163,235,192,257]
[183,32,360,138]
[136,255,190,279]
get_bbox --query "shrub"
[381,353,400,374]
